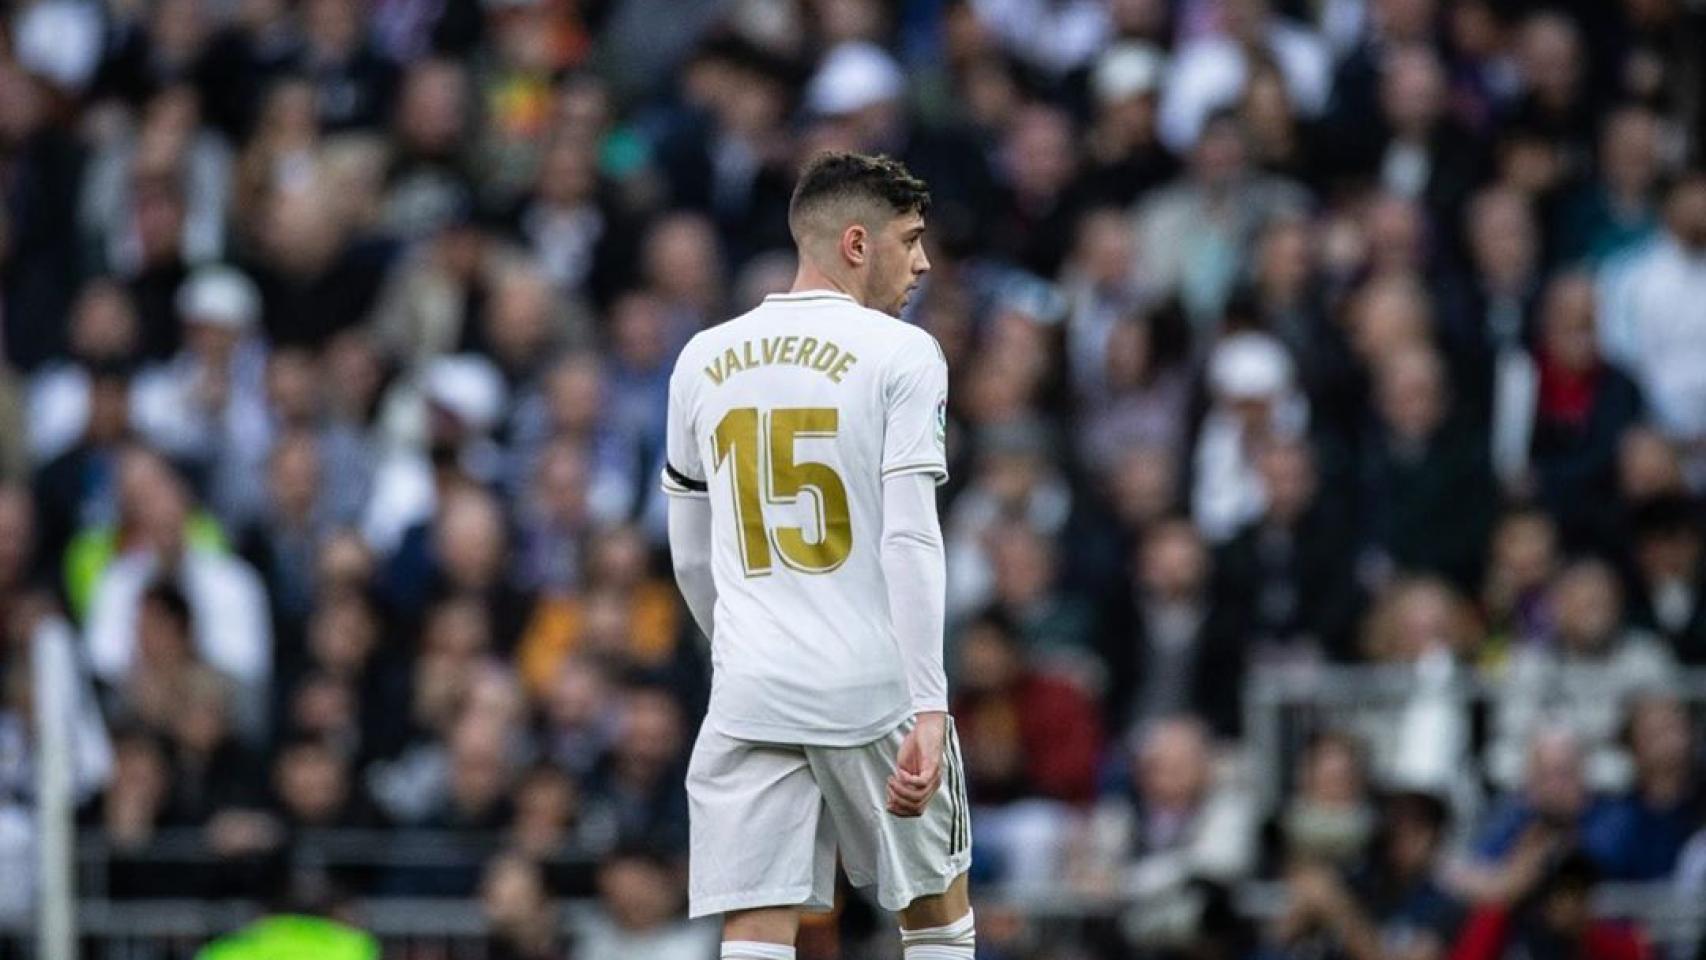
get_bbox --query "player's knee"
[898,908,975,959]
[722,907,799,948]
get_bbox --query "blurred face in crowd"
[450,720,511,817]
[599,854,679,931]
[290,674,356,739]
[485,265,556,370]
[133,180,187,266]
[1636,521,1700,583]
[1349,277,1429,364]
[435,491,507,591]
[136,590,192,670]
[1619,428,1685,501]
[957,618,1022,695]
[1298,735,1365,807]
[512,767,577,852]
[614,688,684,783]
[531,440,588,528]
[1106,447,1178,527]
[546,656,612,731]
[588,526,649,588]
[990,525,1055,608]
[1370,579,1470,661]
[1517,13,1583,108]
[1004,104,1076,202]
[1550,561,1623,653]
[1374,0,1437,39]
[1377,347,1447,443]
[1469,189,1538,284]
[139,473,192,560]
[1539,274,1600,372]
[304,0,361,56]
[1240,67,1294,157]
[265,348,320,423]
[1629,697,1692,782]
[609,292,670,372]
[316,530,376,595]
[265,186,344,275]
[70,280,141,361]
[277,741,349,824]
[536,135,598,207]
[1383,795,1447,879]
[150,0,207,66]
[1192,116,1249,190]
[1255,217,1313,302]
[268,430,321,521]
[1381,45,1445,137]
[1104,315,1155,392]
[308,592,378,677]
[1600,107,1661,197]
[1137,719,1211,811]
[172,673,233,755]
[482,854,549,929]
[544,354,606,436]
[1257,440,1316,523]
[323,331,385,423]
[1490,511,1558,594]
[397,60,467,156]
[1073,208,1137,288]
[1525,729,1587,822]
[643,213,723,307]
[1665,175,1706,251]
[1139,521,1208,602]
[1364,195,1426,280]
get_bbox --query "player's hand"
[887,711,947,817]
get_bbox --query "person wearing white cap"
[1191,332,1311,543]
[1081,43,1178,208]
[363,353,509,553]
[131,265,274,527]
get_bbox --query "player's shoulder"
[866,317,945,371]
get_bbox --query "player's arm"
[668,495,716,640]
[878,333,952,817]
[661,360,716,641]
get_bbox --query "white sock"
[721,942,795,960]
[901,910,975,959]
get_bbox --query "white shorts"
[686,715,973,917]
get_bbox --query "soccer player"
[662,152,974,960]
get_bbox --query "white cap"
[1208,332,1294,400]
[14,0,103,91]
[1092,42,1165,103]
[806,42,904,116]
[424,355,507,432]
[176,266,261,331]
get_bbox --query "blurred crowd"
[1,0,1705,958]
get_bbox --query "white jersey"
[661,290,949,747]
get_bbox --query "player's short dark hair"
[788,152,930,239]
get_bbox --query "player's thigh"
[806,717,972,912]
[686,726,834,917]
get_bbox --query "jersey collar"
[764,290,856,304]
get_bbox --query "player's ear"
[841,224,868,267]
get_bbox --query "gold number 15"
[712,407,852,576]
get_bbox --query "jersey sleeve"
[881,333,949,486]
[660,364,709,499]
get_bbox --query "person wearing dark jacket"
[1101,518,1249,738]
[1358,345,1498,592]
[1215,437,1360,661]
[1523,273,1645,552]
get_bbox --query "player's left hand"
[886,711,947,817]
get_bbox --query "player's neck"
[789,263,863,306]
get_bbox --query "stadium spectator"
[574,845,717,960]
